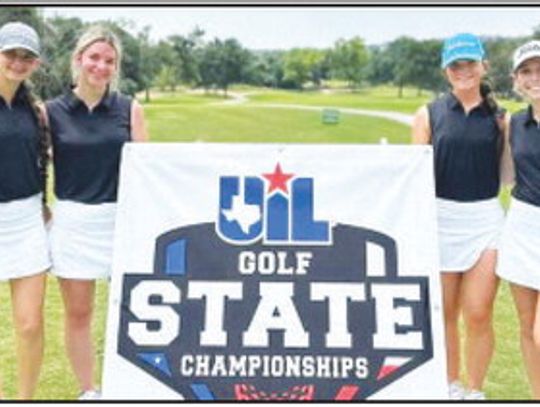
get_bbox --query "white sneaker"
[78,389,101,400]
[448,381,466,400]
[464,389,486,400]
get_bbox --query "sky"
[42,6,540,50]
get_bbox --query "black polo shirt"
[0,85,41,203]
[510,106,540,207]
[428,93,501,202]
[46,90,132,204]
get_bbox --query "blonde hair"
[71,25,122,90]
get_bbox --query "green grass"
[0,86,532,400]
[488,281,529,400]
[143,92,227,106]
[0,279,108,400]
[145,104,410,144]
[501,99,528,114]
[248,85,430,114]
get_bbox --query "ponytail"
[479,80,502,117]
[480,79,506,160]
[23,84,50,206]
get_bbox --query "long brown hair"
[24,85,50,205]
[480,79,506,160]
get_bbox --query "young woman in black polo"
[412,33,506,400]
[0,22,50,400]
[497,41,540,399]
[45,25,147,400]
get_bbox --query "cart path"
[214,91,414,126]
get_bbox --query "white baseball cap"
[0,22,40,57]
[513,40,540,72]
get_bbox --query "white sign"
[102,143,446,400]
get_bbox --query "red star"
[262,163,294,194]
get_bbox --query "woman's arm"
[411,105,431,145]
[500,112,515,187]
[131,100,149,142]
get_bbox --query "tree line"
[2,7,537,101]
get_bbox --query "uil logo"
[117,161,434,401]
[217,163,332,245]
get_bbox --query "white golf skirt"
[497,198,540,290]
[0,194,50,281]
[50,200,116,280]
[437,197,504,272]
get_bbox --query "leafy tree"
[365,45,395,85]
[220,38,250,93]
[329,37,369,87]
[244,51,284,88]
[0,6,42,29]
[387,36,419,97]
[138,25,161,102]
[485,36,524,98]
[155,65,178,91]
[198,38,250,95]
[38,16,84,98]
[312,51,331,87]
[168,27,205,86]
[409,39,443,96]
[198,39,222,92]
[364,38,441,97]
[283,48,327,89]
[154,40,178,91]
